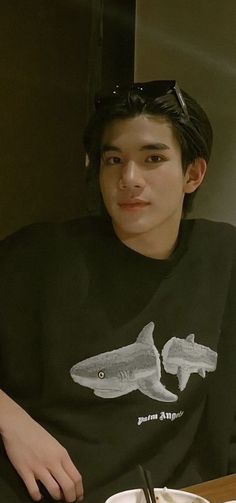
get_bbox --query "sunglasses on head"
[95,80,189,119]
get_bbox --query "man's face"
[99,114,193,240]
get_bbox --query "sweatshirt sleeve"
[203,224,236,477]
[0,224,48,391]
[228,241,236,473]
[222,228,236,474]
[0,220,90,393]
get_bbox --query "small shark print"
[162,333,218,391]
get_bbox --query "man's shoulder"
[188,217,236,242]
[0,216,108,244]
[186,218,236,262]
[0,216,110,263]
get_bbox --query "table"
[183,474,236,503]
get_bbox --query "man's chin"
[112,218,153,237]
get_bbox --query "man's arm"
[0,389,83,502]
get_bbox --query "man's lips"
[118,200,150,210]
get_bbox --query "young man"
[0,81,235,503]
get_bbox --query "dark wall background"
[1,0,92,238]
[0,1,136,239]
[101,0,136,90]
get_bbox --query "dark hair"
[83,85,213,214]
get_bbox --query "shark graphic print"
[162,333,218,391]
[70,322,218,402]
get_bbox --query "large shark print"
[70,322,178,402]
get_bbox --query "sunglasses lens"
[95,81,174,105]
[134,80,175,97]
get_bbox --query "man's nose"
[119,161,145,190]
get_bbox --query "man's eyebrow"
[140,143,170,151]
[100,142,170,153]
[101,144,121,153]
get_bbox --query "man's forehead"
[103,114,169,129]
[101,115,176,150]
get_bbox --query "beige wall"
[135,0,236,224]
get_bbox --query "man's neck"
[113,219,182,260]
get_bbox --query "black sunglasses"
[95,80,189,119]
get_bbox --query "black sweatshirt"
[0,217,235,503]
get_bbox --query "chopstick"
[138,465,151,503]
[138,465,156,503]
[144,469,156,503]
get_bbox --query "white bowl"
[105,488,210,503]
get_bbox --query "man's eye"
[103,156,122,165]
[146,155,162,163]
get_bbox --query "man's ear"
[184,158,207,194]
